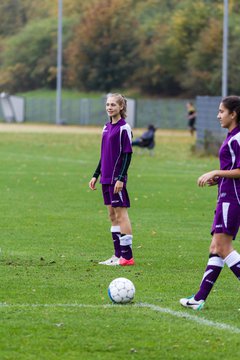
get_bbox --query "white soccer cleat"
[98,255,120,266]
[180,295,205,310]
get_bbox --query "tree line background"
[0,0,239,97]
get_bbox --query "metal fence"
[135,99,189,129]
[0,103,3,120]
[0,95,230,155]
[1,95,229,141]
[0,97,190,129]
[196,96,226,154]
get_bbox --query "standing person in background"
[89,93,135,266]
[186,102,197,136]
[180,96,240,310]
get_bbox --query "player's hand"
[207,176,219,186]
[114,180,123,194]
[197,171,218,187]
[89,177,97,190]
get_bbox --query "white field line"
[1,302,240,334]
[138,303,240,334]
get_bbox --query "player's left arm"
[114,152,132,194]
[114,126,133,194]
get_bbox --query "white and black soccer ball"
[108,277,135,304]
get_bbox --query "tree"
[0,0,26,36]
[65,0,141,92]
[227,11,240,94]
[0,18,73,92]
[180,18,222,95]
[1,0,239,96]
[132,0,221,95]
[0,0,54,37]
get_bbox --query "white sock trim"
[120,234,133,246]
[208,256,224,267]
[224,250,240,268]
[110,226,121,233]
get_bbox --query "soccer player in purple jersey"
[89,93,135,266]
[180,95,240,310]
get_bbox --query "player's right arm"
[89,177,97,190]
[89,159,101,190]
[198,168,240,187]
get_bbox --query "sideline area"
[0,122,190,137]
[0,123,102,134]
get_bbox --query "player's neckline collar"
[111,118,123,125]
[228,125,240,135]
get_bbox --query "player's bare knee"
[108,208,117,223]
[214,244,230,259]
[115,213,123,225]
[209,243,217,254]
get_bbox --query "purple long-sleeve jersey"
[218,126,240,204]
[99,119,132,185]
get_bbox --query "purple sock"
[224,250,240,280]
[120,234,133,260]
[194,254,224,301]
[111,226,121,258]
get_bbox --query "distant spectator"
[186,102,197,136]
[132,124,156,152]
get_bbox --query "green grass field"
[1,127,240,360]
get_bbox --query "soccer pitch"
[1,125,240,360]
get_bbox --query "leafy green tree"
[0,18,72,92]
[177,1,240,95]
[0,0,26,36]
[65,0,141,92]
[138,0,230,96]
[180,18,222,95]
[1,0,240,96]
[227,13,240,94]
[0,0,54,37]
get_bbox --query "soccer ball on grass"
[108,277,135,304]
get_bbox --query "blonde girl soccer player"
[180,96,240,310]
[89,93,135,266]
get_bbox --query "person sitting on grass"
[132,124,156,151]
